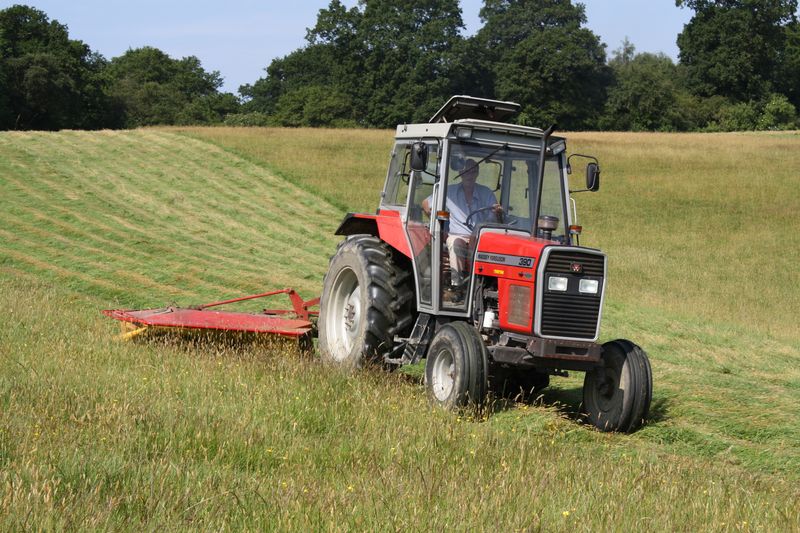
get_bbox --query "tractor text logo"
[570,262,583,274]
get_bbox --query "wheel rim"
[430,347,456,402]
[325,267,361,361]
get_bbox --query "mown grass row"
[0,130,341,309]
[1,129,799,529]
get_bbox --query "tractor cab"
[380,97,584,314]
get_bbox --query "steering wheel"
[465,205,504,230]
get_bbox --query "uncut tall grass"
[1,128,799,530]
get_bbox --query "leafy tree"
[241,44,343,120]
[222,111,273,127]
[106,47,239,126]
[601,45,693,131]
[0,48,14,127]
[757,93,797,128]
[0,4,114,130]
[447,34,495,100]
[676,0,798,101]
[354,0,465,125]
[715,100,761,130]
[476,0,610,130]
[241,1,366,124]
[244,0,466,127]
[269,85,355,127]
[775,19,800,108]
[704,93,797,130]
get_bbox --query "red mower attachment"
[103,289,319,341]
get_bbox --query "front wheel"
[582,339,652,432]
[425,321,488,408]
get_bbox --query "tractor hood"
[473,231,554,281]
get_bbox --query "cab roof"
[430,95,521,123]
[395,118,547,141]
[395,95,557,145]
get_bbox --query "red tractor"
[104,95,652,433]
[318,96,652,432]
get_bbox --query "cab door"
[402,141,440,311]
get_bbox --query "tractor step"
[385,313,433,365]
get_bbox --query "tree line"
[2,1,799,132]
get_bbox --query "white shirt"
[443,182,498,235]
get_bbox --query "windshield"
[446,142,566,241]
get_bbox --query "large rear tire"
[425,321,488,408]
[582,339,652,432]
[319,235,413,369]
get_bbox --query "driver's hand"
[492,203,503,214]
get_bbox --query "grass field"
[1,128,799,530]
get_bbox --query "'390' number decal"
[476,252,535,269]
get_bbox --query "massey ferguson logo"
[570,262,583,274]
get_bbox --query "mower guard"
[103,289,319,339]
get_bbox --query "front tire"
[582,339,652,432]
[425,321,488,408]
[319,235,413,369]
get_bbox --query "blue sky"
[1,1,693,93]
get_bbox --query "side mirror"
[410,142,428,172]
[586,162,600,192]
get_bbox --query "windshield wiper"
[451,143,508,181]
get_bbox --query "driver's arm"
[483,189,502,220]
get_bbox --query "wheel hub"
[344,302,355,330]
[593,367,620,411]
[431,349,455,402]
[597,373,615,397]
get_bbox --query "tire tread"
[320,234,414,367]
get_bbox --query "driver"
[422,159,502,288]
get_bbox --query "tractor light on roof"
[548,276,568,292]
[579,279,599,294]
[455,127,473,139]
[549,139,566,155]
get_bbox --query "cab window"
[382,142,412,207]
[382,142,439,208]
[539,159,566,240]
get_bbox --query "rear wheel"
[319,235,413,369]
[582,339,652,432]
[425,321,488,408]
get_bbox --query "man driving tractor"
[422,158,503,289]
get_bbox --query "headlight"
[508,285,532,326]
[548,276,568,292]
[579,279,599,294]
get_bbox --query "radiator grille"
[544,251,605,277]
[540,250,605,339]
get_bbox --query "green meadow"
[1,128,798,530]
